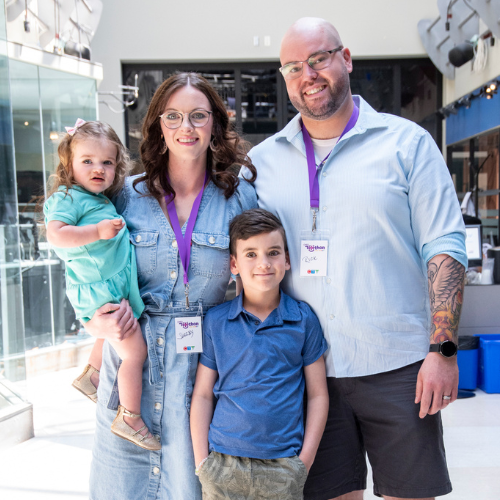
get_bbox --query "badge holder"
[300,225,330,278]
[175,301,204,354]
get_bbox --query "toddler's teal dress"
[44,185,144,322]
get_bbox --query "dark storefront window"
[125,70,164,164]
[351,64,395,113]
[349,58,441,143]
[240,69,278,144]
[123,63,286,158]
[123,58,441,156]
[448,131,500,244]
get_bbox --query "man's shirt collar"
[228,289,301,325]
[275,95,389,146]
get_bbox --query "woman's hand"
[84,299,137,342]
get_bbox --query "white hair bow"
[65,118,86,136]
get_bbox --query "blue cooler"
[457,336,479,390]
[476,334,500,394]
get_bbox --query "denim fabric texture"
[89,175,257,500]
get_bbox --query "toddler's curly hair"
[47,120,132,199]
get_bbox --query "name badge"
[300,240,328,277]
[175,316,203,354]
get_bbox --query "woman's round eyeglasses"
[160,109,213,129]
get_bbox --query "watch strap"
[429,340,458,357]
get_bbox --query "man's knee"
[330,490,364,500]
[383,497,434,500]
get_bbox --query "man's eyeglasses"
[279,46,344,81]
[160,109,213,129]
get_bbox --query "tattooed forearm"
[427,254,465,344]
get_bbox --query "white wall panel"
[91,0,439,139]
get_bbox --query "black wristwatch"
[429,340,458,358]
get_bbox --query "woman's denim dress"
[89,175,257,500]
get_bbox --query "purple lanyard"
[166,173,208,308]
[301,104,359,231]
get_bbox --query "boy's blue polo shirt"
[200,291,327,459]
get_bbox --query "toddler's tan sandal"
[111,405,161,451]
[72,364,99,403]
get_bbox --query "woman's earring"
[209,137,216,152]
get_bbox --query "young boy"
[190,208,329,500]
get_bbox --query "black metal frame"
[122,57,442,148]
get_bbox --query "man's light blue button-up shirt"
[243,96,467,378]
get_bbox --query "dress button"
[254,321,259,326]
[322,172,327,177]
[172,240,178,248]
[322,206,327,212]
[170,271,177,279]
[135,235,142,243]
[156,338,164,346]
[154,403,162,410]
[330,314,335,320]
[209,236,215,244]
[160,372,163,378]
[153,467,160,475]
[326,278,331,284]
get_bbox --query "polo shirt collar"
[227,290,301,324]
[275,95,388,146]
[65,185,105,197]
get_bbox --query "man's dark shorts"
[304,361,452,499]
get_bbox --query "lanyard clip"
[184,283,190,309]
[311,208,318,233]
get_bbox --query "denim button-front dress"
[89,175,257,500]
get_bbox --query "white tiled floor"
[365,390,500,500]
[0,367,95,500]
[1,367,499,500]
[439,392,500,500]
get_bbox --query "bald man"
[242,17,466,500]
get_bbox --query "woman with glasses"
[85,72,257,500]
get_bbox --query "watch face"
[441,340,458,357]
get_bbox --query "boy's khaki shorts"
[198,451,308,500]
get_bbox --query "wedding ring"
[442,395,451,400]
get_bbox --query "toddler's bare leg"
[108,323,148,433]
[87,338,104,388]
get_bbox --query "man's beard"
[290,70,351,121]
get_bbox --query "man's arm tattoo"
[427,255,465,344]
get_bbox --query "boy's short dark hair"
[229,208,288,255]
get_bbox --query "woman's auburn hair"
[135,72,257,200]
[47,120,132,199]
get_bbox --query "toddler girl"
[44,119,159,451]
